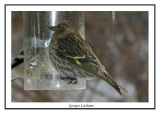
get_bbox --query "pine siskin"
[49,23,127,95]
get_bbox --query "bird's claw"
[61,77,77,84]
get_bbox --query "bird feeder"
[23,11,87,90]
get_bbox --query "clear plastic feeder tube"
[23,11,86,90]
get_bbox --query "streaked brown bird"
[49,23,127,95]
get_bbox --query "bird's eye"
[57,25,61,28]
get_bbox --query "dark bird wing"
[12,51,24,69]
[56,34,102,75]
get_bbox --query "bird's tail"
[99,71,128,96]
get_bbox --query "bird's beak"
[48,26,56,31]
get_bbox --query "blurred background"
[12,11,148,102]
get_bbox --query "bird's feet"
[60,77,77,84]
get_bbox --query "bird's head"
[49,23,78,38]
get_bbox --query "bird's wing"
[56,34,102,75]
[12,51,24,69]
